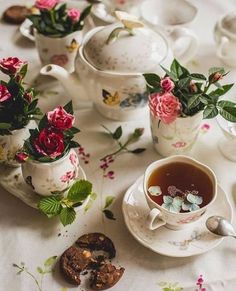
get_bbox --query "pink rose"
[149,92,181,124]
[33,128,65,159]
[47,106,75,130]
[15,152,29,163]
[0,57,25,75]
[51,54,68,67]
[0,84,11,103]
[67,8,81,22]
[160,77,175,92]
[35,0,59,10]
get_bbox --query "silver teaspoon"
[206,216,236,238]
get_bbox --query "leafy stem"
[101,126,146,161]
[13,264,42,291]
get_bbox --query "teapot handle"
[168,27,198,64]
[216,36,236,67]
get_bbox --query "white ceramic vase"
[150,111,203,157]
[0,120,37,167]
[35,30,83,73]
[21,148,80,196]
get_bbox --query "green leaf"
[131,148,146,154]
[208,67,225,76]
[187,94,201,109]
[59,207,76,226]
[44,256,57,267]
[203,105,218,119]
[170,59,182,78]
[177,77,191,90]
[63,100,73,114]
[0,123,11,129]
[218,100,236,108]
[143,73,161,87]
[160,65,178,81]
[103,209,116,220]
[190,73,206,80]
[104,196,115,209]
[67,180,92,203]
[112,126,122,140]
[38,114,48,131]
[79,4,92,22]
[19,63,28,79]
[209,84,234,98]
[38,156,53,163]
[37,267,43,274]
[218,106,236,122]
[133,128,144,138]
[84,192,97,212]
[38,196,62,215]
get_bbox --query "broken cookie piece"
[76,233,116,259]
[90,263,125,290]
[60,246,92,285]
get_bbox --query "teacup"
[143,155,217,230]
[140,0,198,63]
[214,12,236,67]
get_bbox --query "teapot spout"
[40,64,88,105]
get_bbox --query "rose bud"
[160,77,175,92]
[210,72,223,83]
[35,0,59,10]
[189,81,197,93]
[15,152,29,163]
[67,8,81,22]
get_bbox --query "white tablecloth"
[1,0,236,290]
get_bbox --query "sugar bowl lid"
[83,12,168,74]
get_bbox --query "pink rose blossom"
[67,8,81,22]
[60,170,75,183]
[33,128,65,158]
[0,84,11,103]
[69,152,78,166]
[0,57,25,75]
[47,106,75,130]
[149,92,181,124]
[160,77,175,92]
[51,54,68,67]
[15,152,29,163]
[35,0,59,10]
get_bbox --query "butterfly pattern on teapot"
[102,89,148,108]
[66,39,79,53]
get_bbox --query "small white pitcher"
[150,111,203,157]
[22,148,80,196]
[35,30,82,73]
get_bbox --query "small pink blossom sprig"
[195,275,206,291]
[28,1,92,38]
[100,125,145,179]
[144,59,236,124]
[78,146,90,164]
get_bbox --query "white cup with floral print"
[21,148,79,196]
[35,30,82,73]
[143,155,217,230]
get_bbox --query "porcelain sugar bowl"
[41,13,195,121]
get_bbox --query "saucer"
[122,176,233,257]
[0,165,88,210]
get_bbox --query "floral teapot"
[41,12,196,121]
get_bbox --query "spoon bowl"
[206,216,236,238]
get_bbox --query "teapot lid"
[82,21,168,74]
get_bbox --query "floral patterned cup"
[143,155,217,230]
[150,111,203,157]
[35,30,82,73]
[21,149,79,196]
